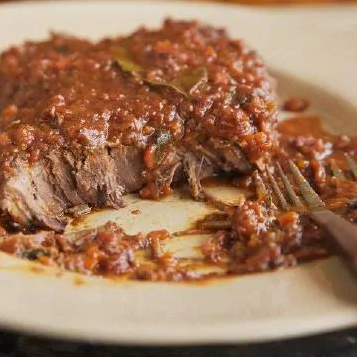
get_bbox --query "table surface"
[1,328,357,357]
[0,0,357,355]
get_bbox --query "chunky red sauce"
[198,115,357,274]
[0,21,355,281]
[0,115,356,281]
[0,19,276,180]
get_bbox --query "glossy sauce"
[1,114,357,281]
[277,115,357,209]
[0,19,277,183]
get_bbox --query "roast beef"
[0,19,278,231]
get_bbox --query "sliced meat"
[0,146,145,230]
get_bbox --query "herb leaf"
[156,130,171,148]
[170,67,208,95]
[114,46,143,76]
[114,46,207,97]
[22,249,49,261]
[146,67,207,97]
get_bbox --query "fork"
[265,155,357,272]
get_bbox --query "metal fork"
[265,155,357,272]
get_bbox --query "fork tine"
[288,160,324,209]
[254,171,274,208]
[266,167,290,211]
[330,159,345,179]
[345,154,357,179]
[276,163,304,209]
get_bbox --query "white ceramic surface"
[0,0,357,345]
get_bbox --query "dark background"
[1,328,357,357]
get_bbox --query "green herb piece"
[56,45,69,54]
[114,46,143,76]
[156,130,171,148]
[154,130,171,165]
[22,249,49,261]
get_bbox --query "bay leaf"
[170,67,208,95]
[114,46,207,97]
[146,67,208,97]
[114,46,143,76]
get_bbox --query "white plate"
[1,0,357,346]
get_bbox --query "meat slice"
[0,19,278,231]
[1,146,144,231]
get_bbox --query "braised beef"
[0,19,277,231]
